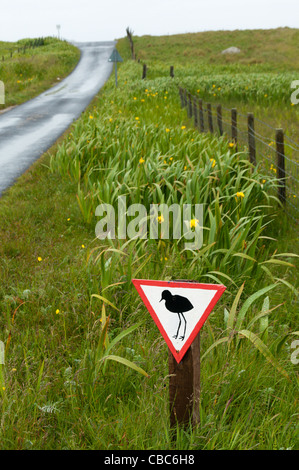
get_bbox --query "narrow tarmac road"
[0,41,115,196]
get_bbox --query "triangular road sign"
[132,279,226,363]
[108,49,123,63]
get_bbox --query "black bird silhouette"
[160,290,194,340]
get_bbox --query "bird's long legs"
[173,312,187,340]
[173,312,181,339]
[180,313,187,340]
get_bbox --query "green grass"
[118,28,299,70]
[0,37,80,110]
[0,31,298,450]
[117,29,299,144]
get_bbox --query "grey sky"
[1,0,299,42]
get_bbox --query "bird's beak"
[159,297,162,302]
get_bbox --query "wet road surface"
[0,41,115,196]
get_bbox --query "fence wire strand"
[181,88,299,221]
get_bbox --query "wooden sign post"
[168,332,200,427]
[132,279,226,429]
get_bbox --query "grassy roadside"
[0,33,298,450]
[0,37,80,110]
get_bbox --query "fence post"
[187,93,193,118]
[276,128,286,203]
[198,99,204,132]
[179,87,184,108]
[217,105,223,136]
[142,64,147,79]
[231,108,238,151]
[207,103,213,133]
[247,113,256,165]
[182,89,186,108]
[170,66,174,78]
[193,97,198,128]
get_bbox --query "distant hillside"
[118,27,299,71]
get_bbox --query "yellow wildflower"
[37,257,42,262]
[139,157,145,164]
[190,218,199,229]
[236,192,245,198]
[56,309,60,314]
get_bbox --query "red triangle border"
[132,279,226,363]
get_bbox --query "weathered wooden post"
[207,103,213,133]
[198,99,204,132]
[217,104,223,136]
[231,108,238,151]
[142,64,147,79]
[276,128,286,203]
[179,87,184,108]
[168,333,200,427]
[247,113,256,165]
[187,93,193,118]
[170,66,174,78]
[193,97,198,129]
[184,89,187,108]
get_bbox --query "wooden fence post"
[168,332,200,428]
[142,64,147,79]
[187,93,193,118]
[247,113,256,165]
[198,99,204,132]
[193,97,198,128]
[207,103,213,133]
[217,105,223,136]
[179,87,184,108]
[276,128,286,203]
[170,66,174,78]
[182,89,187,108]
[231,108,238,151]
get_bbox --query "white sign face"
[132,279,226,363]
[140,284,217,351]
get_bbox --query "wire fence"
[1,38,48,62]
[179,87,299,222]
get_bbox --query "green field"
[0,37,80,110]
[0,29,298,450]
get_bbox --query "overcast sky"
[1,0,299,42]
